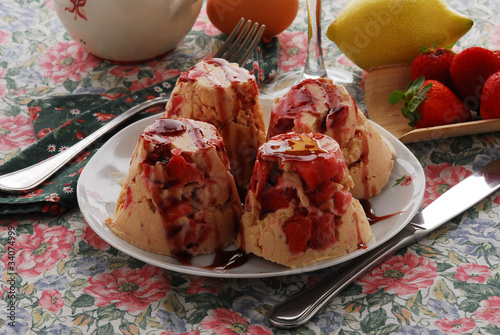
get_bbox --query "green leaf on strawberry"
[389,76,432,127]
[390,76,470,128]
[418,40,455,54]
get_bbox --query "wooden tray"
[364,63,500,143]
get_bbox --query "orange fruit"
[206,0,299,38]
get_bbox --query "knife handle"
[267,225,420,329]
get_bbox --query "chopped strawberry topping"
[308,180,337,207]
[282,211,312,254]
[165,94,184,116]
[184,220,212,249]
[293,157,342,190]
[167,150,204,185]
[164,201,193,224]
[309,214,337,250]
[252,159,272,194]
[333,190,352,216]
[123,186,133,209]
[259,186,296,215]
[282,211,339,253]
[144,143,171,165]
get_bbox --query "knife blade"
[267,157,500,329]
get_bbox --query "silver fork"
[0,18,265,193]
[214,18,265,65]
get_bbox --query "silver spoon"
[0,96,169,193]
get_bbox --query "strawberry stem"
[388,76,432,127]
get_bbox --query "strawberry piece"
[309,214,337,250]
[411,45,455,88]
[333,190,352,216]
[184,220,211,249]
[166,150,204,185]
[251,159,272,194]
[389,77,470,129]
[282,210,312,254]
[480,71,500,119]
[293,157,343,190]
[450,47,500,111]
[145,143,170,165]
[308,180,337,208]
[164,201,193,226]
[259,186,296,214]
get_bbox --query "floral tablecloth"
[2,0,500,334]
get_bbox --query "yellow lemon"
[326,0,473,70]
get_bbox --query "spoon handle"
[0,96,169,193]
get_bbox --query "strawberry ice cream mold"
[237,132,373,268]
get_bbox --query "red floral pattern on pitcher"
[65,0,87,21]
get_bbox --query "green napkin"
[0,39,278,215]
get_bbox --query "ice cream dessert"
[164,58,266,196]
[237,132,372,268]
[105,117,242,259]
[267,78,394,199]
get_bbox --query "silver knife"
[267,157,500,329]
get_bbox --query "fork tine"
[236,24,266,66]
[214,18,265,67]
[226,21,252,62]
[214,18,246,59]
[229,22,259,64]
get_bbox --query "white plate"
[77,97,425,278]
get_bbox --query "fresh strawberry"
[480,71,500,119]
[389,77,471,128]
[411,44,455,88]
[450,46,500,111]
